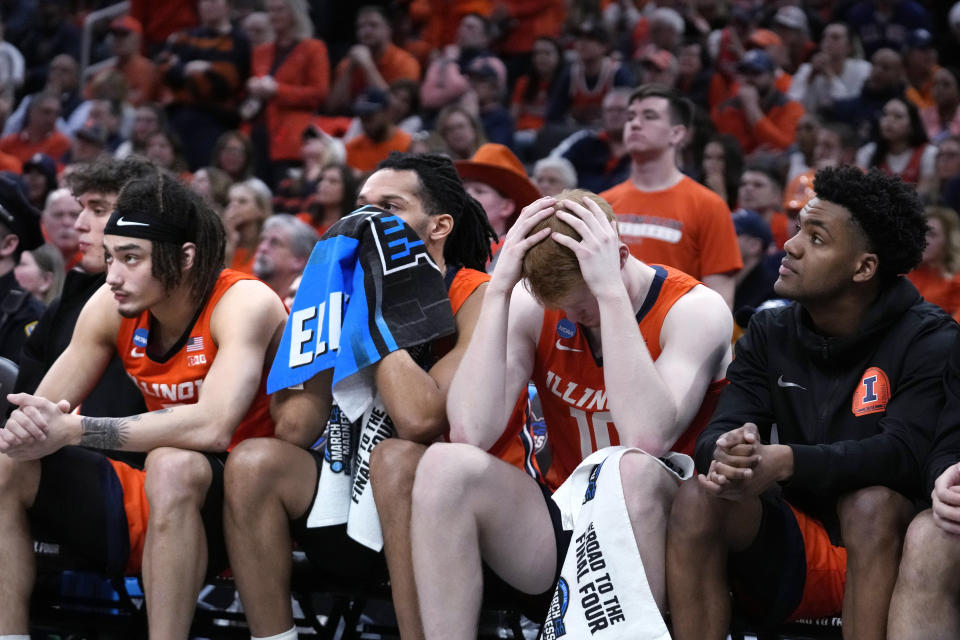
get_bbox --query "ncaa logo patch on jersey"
[133,328,149,348]
[852,366,891,417]
[556,318,577,340]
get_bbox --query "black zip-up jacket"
[696,277,958,533]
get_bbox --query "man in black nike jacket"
[666,165,959,640]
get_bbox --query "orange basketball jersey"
[531,265,726,490]
[116,268,275,449]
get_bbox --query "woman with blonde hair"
[246,0,330,184]
[225,178,273,274]
[908,205,960,318]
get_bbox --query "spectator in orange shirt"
[907,205,960,318]
[328,6,421,114]
[246,0,330,183]
[345,88,412,173]
[602,85,742,308]
[85,16,157,107]
[0,91,70,164]
[712,49,805,155]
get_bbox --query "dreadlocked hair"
[67,155,154,197]
[114,169,226,302]
[376,152,497,272]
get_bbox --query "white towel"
[541,446,693,640]
[304,395,395,552]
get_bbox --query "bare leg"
[619,452,680,612]
[836,486,914,640]
[411,443,559,640]
[370,439,427,640]
[0,455,40,634]
[223,438,317,637]
[888,509,960,639]
[141,447,214,640]
[666,479,762,640]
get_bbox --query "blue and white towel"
[267,205,456,549]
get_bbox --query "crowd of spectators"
[0,0,956,328]
[4,0,960,636]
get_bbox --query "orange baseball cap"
[110,15,143,36]
[747,28,782,49]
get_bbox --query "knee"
[412,443,489,515]
[224,437,288,493]
[144,448,212,513]
[620,453,675,518]
[370,439,424,500]
[900,511,960,584]
[838,486,914,552]
[668,477,723,542]
[0,454,36,505]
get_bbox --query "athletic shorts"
[289,449,388,586]
[290,448,571,621]
[482,481,573,623]
[29,445,229,577]
[729,493,847,627]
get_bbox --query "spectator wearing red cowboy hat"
[455,142,539,268]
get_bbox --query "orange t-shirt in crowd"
[908,265,960,317]
[230,246,256,275]
[86,55,158,106]
[769,210,791,250]
[345,129,412,173]
[600,175,743,279]
[333,43,421,102]
[489,265,726,490]
[0,150,21,173]
[711,94,805,154]
[0,131,71,165]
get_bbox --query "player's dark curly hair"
[66,156,155,197]
[114,169,225,302]
[377,152,497,272]
[813,166,926,282]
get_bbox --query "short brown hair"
[628,83,693,128]
[522,189,616,304]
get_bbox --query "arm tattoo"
[80,415,140,450]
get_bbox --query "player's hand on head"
[488,196,555,295]
[551,197,624,299]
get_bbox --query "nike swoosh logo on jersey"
[130,347,145,358]
[777,375,806,391]
[555,339,584,353]
[117,217,149,227]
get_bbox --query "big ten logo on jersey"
[542,577,570,640]
[289,291,348,368]
[185,335,206,367]
[852,366,891,417]
[370,214,434,275]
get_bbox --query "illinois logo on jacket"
[851,367,891,417]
